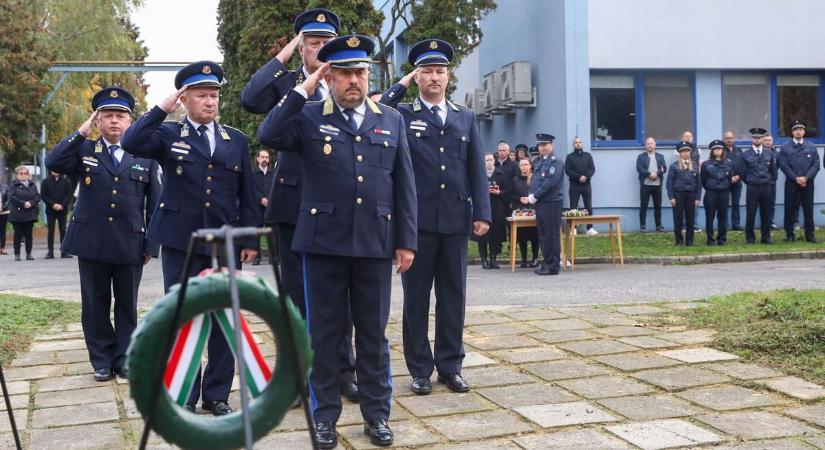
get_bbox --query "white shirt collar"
[419,97,447,113]
[101,137,121,148]
[795,138,804,144]
[335,101,367,117]
[187,118,214,133]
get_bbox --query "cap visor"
[185,80,222,89]
[96,105,132,112]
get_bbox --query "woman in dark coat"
[510,157,540,267]
[0,183,9,255]
[475,153,508,269]
[666,143,702,246]
[8,166,40,261]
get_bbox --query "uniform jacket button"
[107,217,113,222]
[357,155,363,162]
[356,198,363,205]
[159,202,165,208]
[355,136,362,142]
[204,202,211,208]
[113,176,119,182]
[310,208,317,215]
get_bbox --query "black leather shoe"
[114,366,128,380]
[717,240,726,246]
[94,368,113,382]
[340,381,359,402]
[202,400,232,416]
[183,403,196,413]
[807,238,818,243]
[529,258,539,268]
[732,226,743,231]
[45,252,54,259]
[489,255,500,269]
[481,257,490,269]
[14,255,20,261]
[410,377,432,395]
[314,421,337,449]
[26,254,34,261]
[761,239,773,244]
[640,224,646,231]
[363,419,393,447]
[706,239,715,246]
[61,252,73,258]
[437,373,470,392]
[251,258,261,266]
[786,235,796,242]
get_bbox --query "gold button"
[112,189,117,195]
[204,202,211,208]
[440,184,446,190]
[325,136,331,142]
[356,197,363,205]
[206,189,212,194]
[110,203,116,209]
[207,176,212,181]
[107,216,113,223]
[178,155,183,160]
[208,163,214,169]
[384,141,389,147]
[310,208,317,215]
[357,155,363,162]
[357,175,364,182]
[415,132,421,138]
[159,202,165,208]
[441,165,446,171]
[439,147,445,153]
[355,136,362,142]
[113,176,119,182]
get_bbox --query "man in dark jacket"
[636,137,667,231]
[722,131,744,230]
[778,119,819,242]
[40,171,74,259]
[564,136,596,234]
[251,149,274,264]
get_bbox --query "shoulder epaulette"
[446,99,462,112]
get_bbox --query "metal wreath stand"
[0,363,22,449]
[137,225,318,450]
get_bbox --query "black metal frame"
[138,225,317,450]
[0,363,22,450]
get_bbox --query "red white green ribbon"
[212,308,272,397]
[164,314,212,406]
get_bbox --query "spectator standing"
[40,171,73,259]
[564,136,596,234]
[0,183,8,255]
[636,137,666,231]
[763,133,779,230]
[251,149,274,265]
[476,154,507,269]
[7,166,39,261]
[722,131,744,230]
[511,157,539,267]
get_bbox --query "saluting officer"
[241,8,359,403]
[701,139,734,245]
[257,35,417,448]
[381,39,491,396]
[778,119,820,242]
[122,62,259,416]
[737,127,778,244]
[528,134,564,275]
[46,87,161,382]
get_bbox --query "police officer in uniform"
[701,139,734,245]
[380,39,490,396]
[737,127,777,244]
[241,8,359,402]
[257,35,417,448]
[46,87,161,382]
[122,62,259,415]
[529,134,564,275]
[778,119,819,242]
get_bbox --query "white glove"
[528,194,537,204]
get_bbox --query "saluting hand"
[395,248,415,273]
[473,220,490,237]
[160,86,188,114]
[78,111,98,137]
[399,68,420,88]
[276,33,302,64]
[300,62,330,97]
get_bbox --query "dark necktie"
[431,105,443,128]
[197,125,211,155]
[108,145,120,168]
[344,109,358,133]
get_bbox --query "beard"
[332,88,365,110]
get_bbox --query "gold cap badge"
[346,36,360,48]
[317,13,326,22]
[429,40,438,49]
[109,90,118,98]
[202,65,211,74]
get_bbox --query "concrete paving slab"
[487,346,567,364]
[557,339,639,356]
[528,330,596,344]
[396,392,494,417]
[785,403,825,429]
[514,401,618,428]
[339,418,442,449]
[701,361,784,380]
[597,395,702,421]
[656,347,739,363]
[695,411,818,440]
[675,385,784,411]
[461,366,536,388]
[594,352,682,372]
[605,419,723,449]
[424,410,532,441]
[30,423,124,450]
[632,366,730,390]
[528,319,594,331]
[476,383,578,408]
[616,336,681,349]
[31,402,119,428]
[514,428,633,449]
[556,375,656,399]
[755,376,825,401]
[523,359,612,381]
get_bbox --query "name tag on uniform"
[171,147,189,155]
[131,164,148,171]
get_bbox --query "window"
[723,74,770,141]
[643,75,694,142]
[590,75,636,142]
[777,75,820,138]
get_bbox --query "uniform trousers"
[161,246,236,405]
[302,253,392,423]
[703,190,729,243]
[535,201,562,272]
[78,257,141,371]
[277,223,355,386]
[784,181,815,240]
[402,232,468,378]
[745,184,772,243]
[672,191,696,245]
[569,183,593,229]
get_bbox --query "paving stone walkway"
[2,302,825,449]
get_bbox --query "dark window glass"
[777,75,820,138]
[723,74,770,141]
[590,75,636,142]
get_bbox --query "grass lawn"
[468,227,825,260]
[659,289,825,385]
[0,294,81,365]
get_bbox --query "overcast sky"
[132,0,222,107]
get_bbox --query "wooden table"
[505,216,565,272]
[564,214,624,271]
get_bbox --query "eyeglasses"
[18,172,29,175]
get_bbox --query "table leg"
[616,220,625,266]
[570,220,576,272]
[560,225,566,272]
[609,222,615,266]
[510,222,518,272]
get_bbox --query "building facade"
[378,0,825,231]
